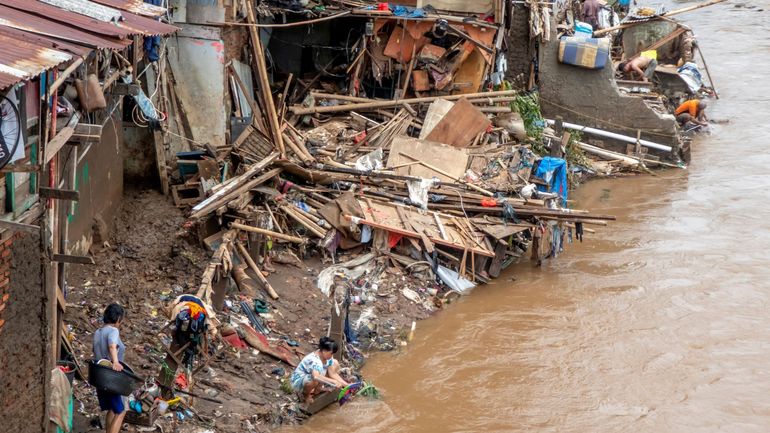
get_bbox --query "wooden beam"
[153,129,170,195]
[190,153,278,217]
[245,0,285,157]
[235,241,279,299]
[0,164,41,173]
[43,126,75,164]
[0,219,40,234]
[52,254,95,264]
[49,57,84,94]
[290,90,517,115]
[230,222,305,244]
[39,187,79,201]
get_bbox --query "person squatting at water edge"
[675,99,709,126]
[291,336,350,403]
[92,303,128,433]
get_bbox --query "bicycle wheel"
[0,94,21,169]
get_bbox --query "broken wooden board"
[476,222,532,240]
[413,0,494,14]
[304,390,339,415]
[386,135,468,182]
[452,47,488,94]
[383,25,429,63]
[352,199,494,257]
[419,99,455,139]
[425,98,491,147]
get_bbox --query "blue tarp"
[535,157,568,205]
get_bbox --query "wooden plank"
[231,222,305,244]
[189,155,279,219]
[0,219,40,234]
[387,136,468,182]
[43,126,75,163]
[345,214,494,257]
[425,98,491,147]
[304,391,338,414]
[235,241,279,299]
[413,0,493,13]
[0,164,41,173]
[395,205,425,251]
[419,99,454,139]
[452,48,488,94]
[153,129,170,196]
[39,187,79,201]
[487,241,507,278]
[52,253,95,265]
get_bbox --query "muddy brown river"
[284,2,770,432]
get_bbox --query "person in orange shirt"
[675,99,708,126]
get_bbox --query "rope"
[215,10,351,28]
[538,96,677,139]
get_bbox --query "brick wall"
[0,231,49,433]
[504,4,535,88]
[0,234,15,332]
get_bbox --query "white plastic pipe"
[545,119,673,152]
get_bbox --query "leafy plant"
[512,93,545,140]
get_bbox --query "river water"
[283,2,770,432]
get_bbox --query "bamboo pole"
[282,205,326,238]
[231,222,305,243]
[697,47,719,99]
[245,0,285,157]
[49,57,84,94]
[291,90,518,115]
[235,241,279,299]
[594,0,728,36]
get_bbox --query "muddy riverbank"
[281,2,770,432]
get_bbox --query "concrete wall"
[0,232,49,433]
[123,125,156,184]
[537,35,680,157]
[65,113,125,255]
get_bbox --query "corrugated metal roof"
[0,25,90,57]
[119,10,179,36]
[0,0,178,37]
[0,4,130,49]
[0,0,177,90]
[92,0,167,17]
[1,0,133,39]
[40,0,124,22]
[0,28,72,89]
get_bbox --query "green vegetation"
[513,93,545,141]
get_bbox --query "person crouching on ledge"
[291,336,350,403]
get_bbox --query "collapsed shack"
[512,0,723,166]
[91,0,619,429]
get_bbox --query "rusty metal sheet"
[118,10,179,36]
[0,5,130,49]
[0,25,90,57]
[0,0,133,39]
[167,29,226,147]
[92,0,167,17]
[0,28,72,90]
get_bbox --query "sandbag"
[75,74,107,112]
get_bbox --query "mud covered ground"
[66,188,438,433]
